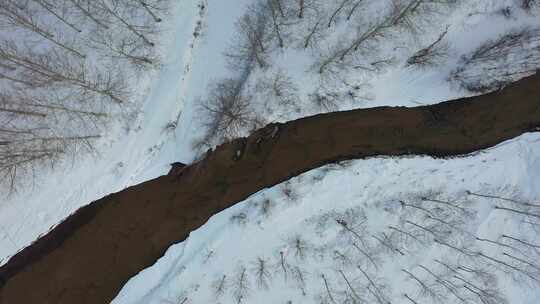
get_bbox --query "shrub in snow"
[406,26,450,68]
[230,212,249,226]
[232,265,251,303]
[520,0,539,12]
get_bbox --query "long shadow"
[1,73,539,304]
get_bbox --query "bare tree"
[198,78,255,147]
[281,181,299,202]
[501,234,540,254]
[453,275,508,304]
[266,0,286,48]
[338,269,362,302]
[334,208,368,241]
[137,0,163,23]
[296,0,329,49]
[403,293,420,304]
[402,268,446,301]
[317,0,458,74]
[327,0,353,28]
[0,1,86,58]
[466,190,540,209]
[476,251,540,284]
[0,89,106,192]
[202,248,215,264]
[320,273,338,304]
[494,206,540,220]
[417,264,468,303]
[289,235,309,261]
[31,0,82,33]
[67,0,110,29]
[251,257,272,289]
[226,3,272,69]
[257,70,299,111]
[94,0,155,46]
[420,195,475,217]
[388,225,426,247]
[317,17,391,74]
[451,27,540,93]
[0,41,128,102]
[0,0,169,192]
[303,17,322,49]
[396,195,474,247]
[259,198,274,217]
[309,90,339,112]
[291,265,308,296]
[275,250,290,280]
[347,0,365,20]
[333,249,352,267]
[357,265,390,304]
[406,26,449,67]
[230,212,248,226]
[431,254,508,304]
[352,241,380,270]
[211,274,228,299]
[232,266,250,304]
[502,252,540,273]
[373,232,405,256]
[297,0,305,18]
[88,26,157,70]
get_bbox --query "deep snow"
[1,0,539,303]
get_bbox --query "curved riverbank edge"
[1,73,539,304]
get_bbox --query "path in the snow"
[1,73,539,304]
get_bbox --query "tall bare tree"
[0,0,168,191]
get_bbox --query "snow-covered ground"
[1,0,540,303]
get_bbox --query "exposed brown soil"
[1,73,539,304]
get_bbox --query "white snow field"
[1,0,540,303]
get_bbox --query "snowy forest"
[0,0,540,304]
[0,0,170,191]
[160,182,540,304]
[193,0,540,150]
[123,1,540,303]
[1,0,539,191]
